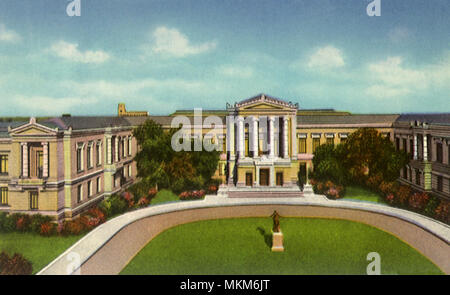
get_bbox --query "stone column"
[413,134,418,160]
[283,116,289,158]
[21,143,28,177]
[270,165,275,187]
[255,166,260,186]
[42,142,49,178]
[423,134,428,162]
[238,117,244,159]
[252,117,258,158]
[269,116,275,158]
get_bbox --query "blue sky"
[0,0,449,116]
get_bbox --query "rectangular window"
[96,141,101,166]
[326,137,334,145]
[77,144,84,172]
[77,184,82,203]
[436,142,443,163]
[402,138,407,151]
[427,136,432,160]
[437,176,443,192]
[298,138,306,154]
[87,143,93,169]
[128,165,132,177]
[88,180,92,197]
[276,172,283,186]
[30,191,38,210]
[410,139,414,159]
[395,137,400,150]
[1,187,8,205]
[97,177,101,193]
[128,137,132,156]
[415,169,421,186]
[312,138,320,153]
[0,155,8,174]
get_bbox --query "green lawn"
[0,232,83,274]
[150,189,179,205]
[342,186,385,204]
[121,217,442,275]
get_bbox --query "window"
[128,165,132,178]
[402,138,407,151]
[30,191,38,210]
[87,142,93,169]
[403,166,407,179]
[0,155,8,174]
[415,169,421,186]
[437,176,443,192]
[312,138,320,153]
[298,135,307,154]
[276,172,283,186]
[128,137,132,156]
[427,136,432,160]
[436,142,443,163]
[36,151,44,178]
[96,177,101,193]
[1,187,7,205]
[395,137,400,150]
[339,133,348,144]
[96,141,102,166]
[76,144,84,172]
[88,180,92,197]
[326,137,334,145]
[410,139,414,159]
[77,184,82,203]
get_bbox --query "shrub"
[207,185,218,194]
[435,200,450,224]
[122,192,135,208]
[0,252,33,275]
[408,192,430,212]
[395,185,411,207]
[39,222,56,237]
[379,181,397,197]
[137,196,149,207]
[30,214,53,234]
[0,212,15,233]
[179,190,205,201]
[85,208,106,224]
[423,195,440,218]
[385,193,395,205]
[98,194,128,218]
[148,187,158,200]
[366,173,383,191]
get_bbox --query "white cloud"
[307,46,345,70]
[13,95,98,115]
[49,41,110,64]
[0,24,21,43]
[388,27,412,43]
[217,65,253,78]
[150,26,216,57]
[365,55,450,98]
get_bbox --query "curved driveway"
[38,194,450,275]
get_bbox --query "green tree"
[310,143,347,185]
[341,128,409,182]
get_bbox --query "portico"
[224,94,301,196]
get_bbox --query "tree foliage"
[310,128,409,185]
[133,119,220,191]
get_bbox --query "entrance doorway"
[260,169,269,186]
[276,172,283,186]
[245,172,253,186]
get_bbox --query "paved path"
[38,193,450,275]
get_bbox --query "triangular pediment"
[233,93,298,111]
[9,118,58,136]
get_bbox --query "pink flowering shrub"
[179,190,206,201]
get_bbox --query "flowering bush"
[0,252,33,275]
[85,208,106,224]
[324,182,345,200]
[148,188,158,199]
[395,185,411,207]
[122,192,135,208]
[366,174,384,191]
[408,192,430,212]
[385,193,395,205]
[40,222,55,236]
[207,185,218,194]
[179,190,205,201]
[435,200,449,224]
[379,181,397,196]
[137,196,149,207]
